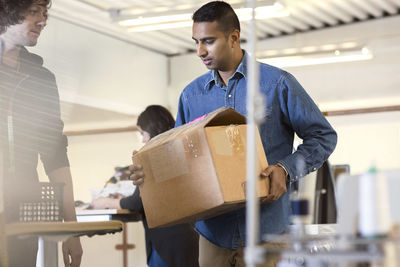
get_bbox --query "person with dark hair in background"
[131,1,337,266]
[91,105,199,267]
[0,0,83,266]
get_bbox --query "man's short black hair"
[192,1,240,35]
[0,0,51,34]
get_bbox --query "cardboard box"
[133,107,269,228]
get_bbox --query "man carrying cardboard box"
[131,1,337,266]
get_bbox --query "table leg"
[115,222,135,267]
[37,236,44,267]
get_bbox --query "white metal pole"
[37,236,44,267]
[245,0,261,266]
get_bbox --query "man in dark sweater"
[0,0,83,266]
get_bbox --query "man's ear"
[230,29,240,47]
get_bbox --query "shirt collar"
[203,50,248,90]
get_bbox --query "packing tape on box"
[225,125,244,154]
[209,125,244,156]
[148,139,189,183]
[183,132,203,159]
[147,132,204,183]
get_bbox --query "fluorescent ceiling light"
[117,2,288,32]
[258,47,373,68]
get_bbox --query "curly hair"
[0,0,51,34]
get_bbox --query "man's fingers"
[265,188,279,202]
[129,171,144,181]
[129,152,146,186]
[132,177,144,186]
[260,166,273,178]
[62,246,70,267]
[129,163,145,185]
[269,180,286,200]
[128,164,142,172]
[261,165,287,203]
[62,237,83,267]
[262,195,275,203]
[70,253,82,267]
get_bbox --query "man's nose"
[197,43,207,57]
[37,15,47,28]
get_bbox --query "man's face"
[192,21,234,71]
[2,1,48,47]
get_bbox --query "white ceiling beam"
[160,30,195,48]
[125,33,181,55]
[311,0,353,23]
[287,8,324,29]
[56,0,107,14]
[174,27,194,41]
[51,7,175,55]
[138,31,192,54]
[240,22,269,39]
[372,0,398,14]
[278,16,310,31]
[388,0,400,8]
[255,24,270,39]
[256,21,284,35]
[296,2,339,26]
[260,19,295,34]
[252,21,282,36]
[333,0,369,21]
[256,15,400,52]
[351,0,384,18]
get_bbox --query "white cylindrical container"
[358,167,392,237]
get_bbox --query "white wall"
[30,17,169,116]
[327,112,400,174]
[67,132,142,202]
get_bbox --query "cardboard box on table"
[133,107,269,228]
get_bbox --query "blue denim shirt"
[175,51,337,249]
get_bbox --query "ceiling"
[50,0,400,56]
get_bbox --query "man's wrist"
[276,162,289,180]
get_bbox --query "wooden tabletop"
[5,220,123,237]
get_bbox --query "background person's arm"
[91,197,121,209]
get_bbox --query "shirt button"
[228,94,232,98]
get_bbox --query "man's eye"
[29,10,38,15]
[205,40,214,45]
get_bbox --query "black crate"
[18,182,64,222]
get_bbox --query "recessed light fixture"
[111,1,289,32]
[258,45,373,68]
